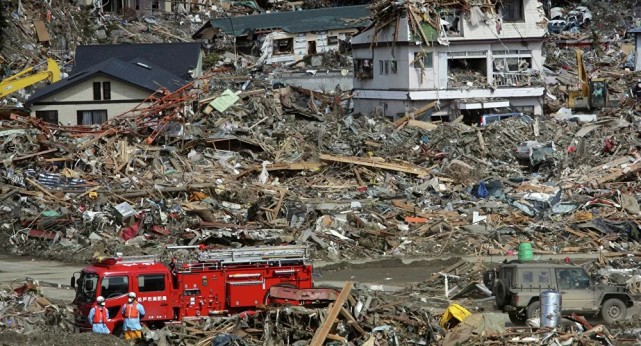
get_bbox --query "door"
[308,41,317,55]
[136,273,172,320]
[554,268,597,312]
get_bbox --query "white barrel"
[540,290,562,328]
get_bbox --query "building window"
[77,110,108,125]
[327,36,338,45]
[497,0,524,22]
[513,106,535,114]
[273,38,294,54]
[354,59,373,79]
[138,274,165,292]
[493,57,531,72]
[102,82,111,100]
[413,52,433,68]
[93,82,101,100]
[379,60,397,75]
[35,110,58,124]
[152,0,159,9]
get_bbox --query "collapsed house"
[351,0,547,121]
[25,43,202,125]
[192,5,371,66]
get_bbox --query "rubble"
[2,0,641,344]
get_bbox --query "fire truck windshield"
[76,272,99,302]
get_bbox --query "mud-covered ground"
[0,330,128,346]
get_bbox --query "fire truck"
[70,245,337,334]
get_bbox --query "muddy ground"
[0,330,128,346]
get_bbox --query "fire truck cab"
[71,246,329,334]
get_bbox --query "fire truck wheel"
[112,323,123,337]
[264,283,297,305]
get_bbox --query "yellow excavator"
[0,58,61,98]
[568,49,608,110]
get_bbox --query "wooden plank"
[320,154,430,177]
[340,306,366,335]
[310,281,353,346]
[34,20,51,43]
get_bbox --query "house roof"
[26,57,188,105]
[72,42,201,79]
[192,5,371,38]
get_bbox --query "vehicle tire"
[601,298,627,324]
[508,312,527,325]
[526,301,540,320]
[494,279,508,309]
[112,323,123,338]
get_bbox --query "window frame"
[354,58,373,79]
[498,0,524,22]
[77,109,108,125]
[93,82,101,101]
[327,36,339,46]
[272,38,294,55]
[413,52,434,69]
[102,82,111,100]
[35,110,59,124]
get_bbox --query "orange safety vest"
[124,303,139,319]
[92,306,107,324]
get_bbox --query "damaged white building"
[351,0,547,121]
[192,5,370,66]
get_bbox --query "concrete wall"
[30,76,151,125]
[275,72,353,92]
[354,96,542,120]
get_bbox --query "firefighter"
[88,296,110,334]
[121,292,145,341]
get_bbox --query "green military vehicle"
[491,260,634,324]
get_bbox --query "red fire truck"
[71,245,336,334]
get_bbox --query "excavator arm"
[0,58,61,98]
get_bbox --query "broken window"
[272,38,294,55]
[497,0,524,22]
[354,59,373,79]
[448,58,487,87]
[440,8,462,36]
[493,56,532,86]
[152,0,159,9]
[379,60,397,75]
[513,106,535,114]
[413,52,433,69]
[35,110,59,124]
[77,110,108,125]
[327,36,338,45]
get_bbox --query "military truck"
[490,260,634,324]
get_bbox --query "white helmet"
[96,296,105,305]
[128,292,136,299]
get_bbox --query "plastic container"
[540,290,562,328]
[518,242,533,261]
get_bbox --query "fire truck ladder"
[117,254,160,263]
[197,246,309,265]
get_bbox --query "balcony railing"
[492,71,544,87]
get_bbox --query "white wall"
[264,29,359,65]
[30,76,151,125]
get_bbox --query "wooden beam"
[310,281,353,346]
[340,306,366,335]
[320,154,430,177]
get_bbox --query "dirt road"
[0,252,603,300]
